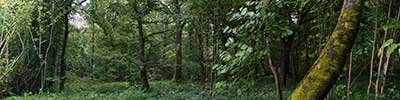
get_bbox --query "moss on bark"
[288,0,362,99]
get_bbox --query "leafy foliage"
[1,0,400,99]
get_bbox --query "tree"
[289,0,362,99]
[172,0,185,82]
[59,0,73,91]
[128,0,155,91]
[194,16,206,83]
[137,17,150,91]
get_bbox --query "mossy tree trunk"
[288,0,362,99]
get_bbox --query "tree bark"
[59,0,72,91]
[288,0,362,99]
[346,47,353,100]
[137,18,150,91]
[173,22,184,82]
[379,56,390,94]
[367,3,378,98]
[172,0,184,82]
[266,37,283,100]
[267,55,283,100]
[195,16,206,83]
[375,0,392,98]
[281,37,292,86]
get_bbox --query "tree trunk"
[367,4,378,97]
[137,18,150,91]
[375,0,392,98]
[172,0,184,82]
[382,3,400,94]
[50,48,58,90]
[281,37,292,86]
[195,16,206,83]
[346,47,353,100]
[173,22,184,82]
[288,0,362,99]
[268,56,283,100]
[379,56,390,94]
[265,36,283,100]
[59,0,72,91]
[380,0,400,95]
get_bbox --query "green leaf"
[386,44,398,58]
[378,39,394,57]
[398,47,400,57]
[223,26,230,33]
[383,25,390,31]
[240,44,248,50]
[378,39,393,56]
[236,51,245,57]
[383,21,400,31]
[378,48,383,57]
[223,54,232,61]
[382,39,394,48]
[241,8,248,16]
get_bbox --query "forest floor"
[5,76,400,100]
[5,80,293,100]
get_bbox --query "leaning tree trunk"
[288,0,362,99]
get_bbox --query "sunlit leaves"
[378,39,400,58]
[378,39,393,57]
[386,44,398,58]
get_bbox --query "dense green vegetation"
[1,0,400,99]
[6,79,400,100]
[6,80,291,100]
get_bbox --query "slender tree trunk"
[266,37,282,100]
[173,22,185,82]
[288,0,362,99]
[367,3,379,98]
[380,2,400,94]
[137,18,150,91]
[346,47,353,100]
[195,16,206,83]
[172,0,184,82]
[281,38,292,86]
[50,48,58,90]
[268,55,283,100]
[391,1,400,71]
[59,0,72,91]
[379,56,390,94]
[375,0,392,98]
